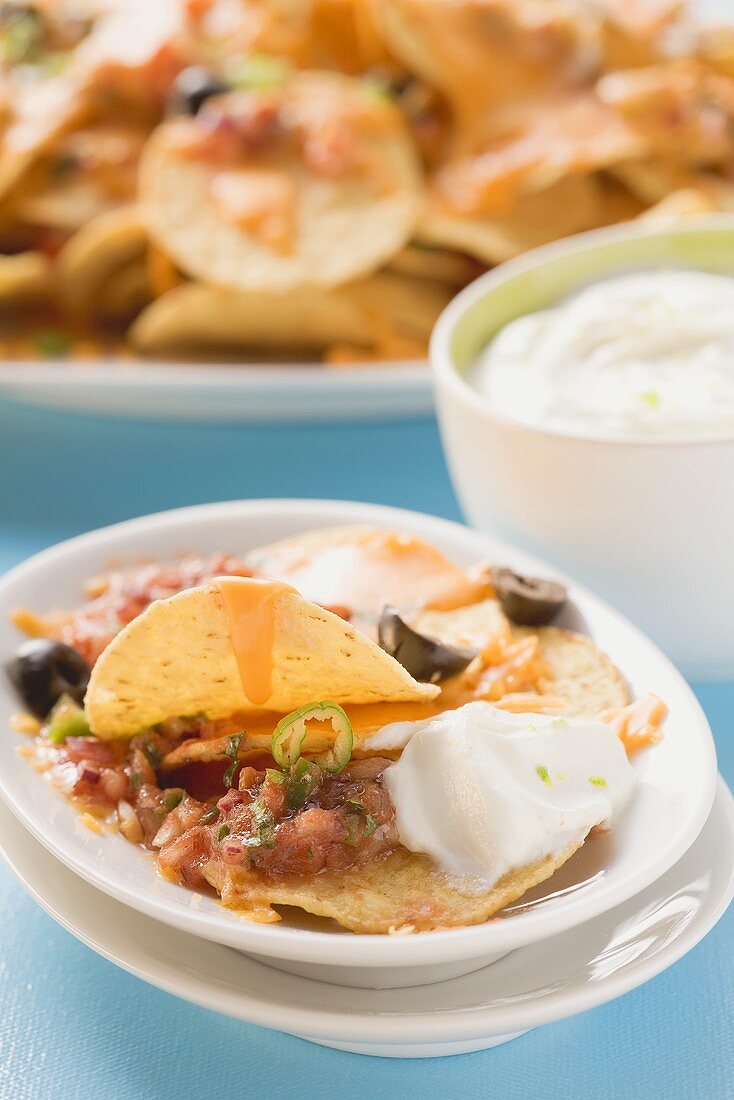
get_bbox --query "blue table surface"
[0,399,732,1100]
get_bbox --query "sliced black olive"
[378,607,477,684]
[168,66,230,116]
[491,567,567,627]
[6,638,89,718]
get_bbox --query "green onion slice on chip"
[271,701,353,774]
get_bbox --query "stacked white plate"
[0,500,731,1058]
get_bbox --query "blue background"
[0,399,732,1100]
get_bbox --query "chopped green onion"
[343,813,362,847]
[285,757,320,810]
[39,50,69,76]
[217,823,230,842]
[536,764,551,787]
[226,53,290,90]
[32,330,73,358]
[0,11,44,64]
[163,789,184,811]
[364,813,378,837]
[200,806,220,825]
[130,771,142,791]
[265,768,285,785]
[639,390,661,409]
[47,694,89,744]
[589,776,608,787]
[347,798,364,811]
[246,798,276,849]
[222,732,244,788]
[143,738,161,767]
[272,701,353,774]
[361,76,392,101]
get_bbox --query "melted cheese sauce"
[213,576,295,706]
[249,528,487,615]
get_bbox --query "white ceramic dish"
[0,500,717,987]
[0,360,431,421]
[431,217,734,680]
[1,778,731,1058]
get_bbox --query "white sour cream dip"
[470,270,734,441]
[380,703,635,891]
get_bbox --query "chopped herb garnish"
[143,739,161,767]
[536,764,551,787]
[285,757,320,810]
[347,798,364,811]
[200,806,220,825]
[361,76,392,101]
[589,776,608,787]
[343,813,362,847]
[265,768,285,785]
[0,10,44,64]
[363,813,378,837]
[39,50,69,76]
[227,53,291,90]
[32,330,73,358]
[130,771,142,791]
[217,823,230,842]
[163,789,184,811]
[222,732,244,788]
[247,798,277,849]
[639,390,661,409]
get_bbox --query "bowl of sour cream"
[431,216,734,679]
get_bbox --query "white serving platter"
[1,778,731,1058]
[0,360,433,421]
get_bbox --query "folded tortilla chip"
[128,272,451,356]
[56,206,148,313]
[205,835,587,933]
[418,175,608,264]
[86,580,438,739]
[0,252,52,303]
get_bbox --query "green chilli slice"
[271,701,353,774]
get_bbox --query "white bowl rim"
[0,498,718,967]
[430,213,734,450]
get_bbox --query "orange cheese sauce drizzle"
[212,576,296,707]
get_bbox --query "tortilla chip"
[139,72,421,293]
[412,597,511,650]
[129,279,374,356]
[387,243,483,287]
[56,206,148,313]
[205,836,587,933]
[247,525,488,616]
[523,626,631,716]
[346,270,453,342]
[86,580,438,739]
[418,175,607,264]
[0,252,52,303]
[0,76,91,202]
[98,260,150,319]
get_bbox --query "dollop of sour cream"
[380,703,635,892]
[470,270,734,441]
